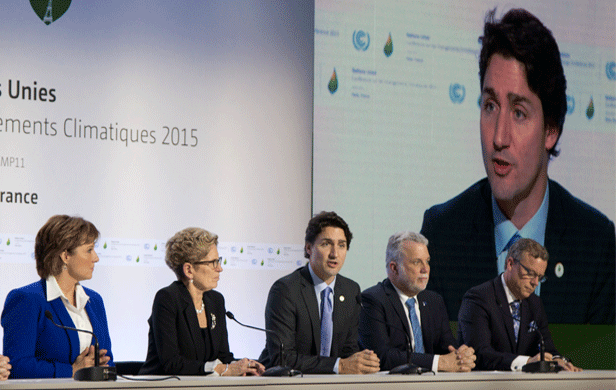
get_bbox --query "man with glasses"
[458,238,580,371]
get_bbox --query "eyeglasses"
[514,260,547,283]
[193,257,222,268]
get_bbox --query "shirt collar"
[46,275,90,310]
[493,184,550,254]
[391,281,418,307]
[308,262,336,294]
[500,273,517,305]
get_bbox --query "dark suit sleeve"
[430,293,458,354]
[262,279,337,374]
[148,288,207,375]
[359,291,412,370]
[458,288,517,371]
[339,285,361,359]
[1,289,73,378]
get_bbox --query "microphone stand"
[225,311,301,377]
[522,322,562,373]
[45,310,117,381]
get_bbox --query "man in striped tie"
[458,238,580,371]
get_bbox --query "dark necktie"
[511,300,521,343]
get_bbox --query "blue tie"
[511,300,521,343]
[504,232,521,252]
[320,287,333,357]
[406,297,424,353]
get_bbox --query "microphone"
[357,295,422,374]
[44,310,116,381]
[225,311,301,377]
[521,319,562,373]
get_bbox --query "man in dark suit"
[420,8,615,324]
[359,231,475,372]
[458,238,580,371]
[258,211,380,374]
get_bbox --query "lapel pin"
[339,295,345,302]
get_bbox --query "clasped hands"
[527,352,582,372]
[438,344,476,372]
[216,358,265,376]
[72,346,111,377]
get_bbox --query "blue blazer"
[1,279,114,378]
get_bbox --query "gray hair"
[386,231,428,266]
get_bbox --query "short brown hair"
[35,215,100,279]
[165,227,218,281]
[507,238,549,263]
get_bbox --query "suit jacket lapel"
[494,277,517,353]
[473,181,498,275]
[383,279,411,338]
[300,265,321,354]
[331,283,345,354]
[44,279,80,364]
[517,298,532,353]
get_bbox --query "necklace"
[196,301,205,314]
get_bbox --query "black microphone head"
[45,310,53,320]
[226,311,235,320]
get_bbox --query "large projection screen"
[314,0,614,316]
[0,1,314,361]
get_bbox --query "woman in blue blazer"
[1,215,113,378]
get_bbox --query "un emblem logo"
[449,83,465,104]
[606,62,616,81]
[353,30,370,51]
[566,95,575,115]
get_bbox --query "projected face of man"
[480,53,558,225]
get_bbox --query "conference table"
[1,370,614,390]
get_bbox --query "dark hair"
[35,215,100,279]
[304,211,353,258]
[479,8,566,157]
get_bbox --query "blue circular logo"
[449,83,466,104]
[252,259,257,265]
[606,61,616,81]
[231,247,237,253]
[566,95,575,115]
[268,247,273,254]
[144,243,150,250]
[353,30,370,51]
[126,255,132,262]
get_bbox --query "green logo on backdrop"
[30,0,72,25]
